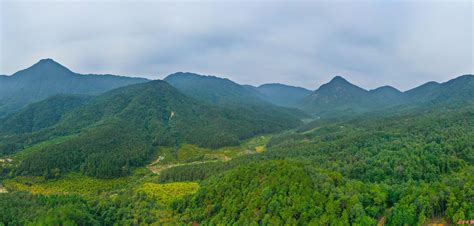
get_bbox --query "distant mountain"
[164,72,267,105]
[406,75,473,104]
[301,76,378,116]
[404,81,440,101]
[164,72,308,120]
[369,86,404,105]
[0,59,147,117]
[300,74,473,117]
[257,83,311,107]
[9,80,301,178]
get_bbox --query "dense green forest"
[1,80,301,178]
[164,106,474,224]
[0,73,473,225]
[1,104,472,225]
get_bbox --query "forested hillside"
[1,103,472,225]
[1,0,471,224]
[0,73,472,225]
[1,80,301,179]
[0,95,91,135]
[164,72,267,106]
[164,72,308,120]
[171,105,474,224]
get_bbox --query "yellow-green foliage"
[255,145,265,153]
[136,182,199,205]
[3,173,131,196]
[155,135,272,164]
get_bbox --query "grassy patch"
[3,172,132,196]
[135,182,199,205]
[154,135,272,165]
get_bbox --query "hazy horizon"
[1,1,472,91]
[2,57,472,92]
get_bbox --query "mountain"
[369,85,404,105]
[300,74,473,117]
[257,83,311,107]
[0,59,147,117]
[164,72,267,105]
[300,76,377,116]
[404,81,440,101]
[11,80,301,178]
[164,72,308,120]
[406,74,473,104]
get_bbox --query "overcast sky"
[1,0,472,91]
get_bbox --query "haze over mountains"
[256,83,311,108]
[0,59,472,120]
[0,59,147,117]
[301,75,474,117]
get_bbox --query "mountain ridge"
[300,74,473,117]
[164,72,268,106]
[257,83,311,107]
[0,59,148,117]
[7,79,301,178]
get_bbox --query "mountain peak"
[9,58,73,79]
[329,76,349,84]
[165,72,232,83]
[447,74,473,83]
[27,58,71,73]
[38,58,57,63]
[370,85,401,94]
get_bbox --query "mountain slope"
[0,95,91,135]
[257,83,311,107]
[15,80,301,178]
[404,81,440,102]
[411,74,473,104]
[164,72,308,120]
[164,72,267,106]
[0,59,147,117]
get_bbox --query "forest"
[0,70,473,225]
[1,103,472,225]
[1,1,473,223]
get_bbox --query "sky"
[0,0,472,91]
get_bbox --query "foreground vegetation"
[1,105,473,225]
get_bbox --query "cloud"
[0,0,472,91]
